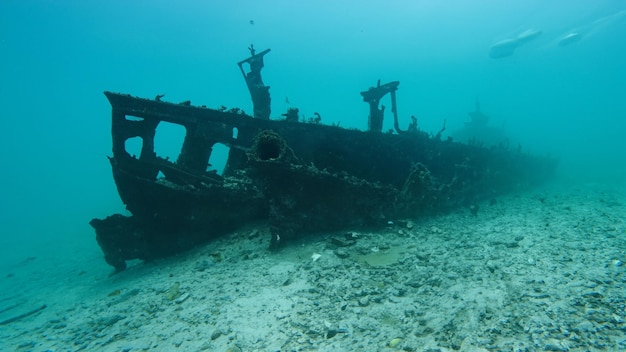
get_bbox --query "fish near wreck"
[90,46,558,272]
[489,29,542,58]
[557,32,582,47]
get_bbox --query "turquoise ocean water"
[0,0,625,345]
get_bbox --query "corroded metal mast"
[360,80,400,133]
[237,45,271,119]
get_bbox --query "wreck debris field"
[1,1,626,351]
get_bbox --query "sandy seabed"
[1,182,625,352]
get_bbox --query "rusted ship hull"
[90,91,556,271]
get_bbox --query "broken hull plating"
[91,92,557,271]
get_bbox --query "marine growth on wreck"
[90,47,557,272]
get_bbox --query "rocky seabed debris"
[1,184,625,351]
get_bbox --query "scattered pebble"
[388,337,402,348]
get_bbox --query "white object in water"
[489,29,542,59]
[558,32,582,47]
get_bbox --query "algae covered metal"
[91,47,557,272]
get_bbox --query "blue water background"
[1,0,625,271]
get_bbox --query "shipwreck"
[91,46,557,272]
